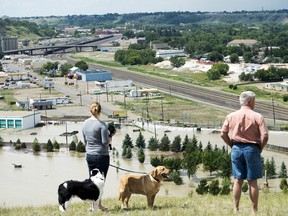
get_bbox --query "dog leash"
[109,164,146,174]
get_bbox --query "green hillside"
[12,10,288,28]
[0,193,287,216]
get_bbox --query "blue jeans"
[231,144,262,180]
[86,154,110,178]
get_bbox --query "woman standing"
[82,101,111,211]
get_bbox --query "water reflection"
[0,122,287,207]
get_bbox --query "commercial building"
[0,111,41,129]
[156,49,186,59]
[76,69,112,82]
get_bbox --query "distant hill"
[1,10,288,40]
[0,18,57,39]
[15,10,288,28]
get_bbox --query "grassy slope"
[0,193,287,215]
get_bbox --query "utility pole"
[65,121,68,145]
[80,92,82,106]
[86,81,89,94]
[146,94,149,120]
[106,82,109,102]
[161,97,164,122]
[272,96,276,126]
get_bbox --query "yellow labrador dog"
[119,166,170,209]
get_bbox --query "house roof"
[152,43,170,50]
[227,39,259,47]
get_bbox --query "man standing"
[220,91,269,213]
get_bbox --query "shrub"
[69,141,76,151]
[209,179,221,196]
[32,138,41,152]
[220,177,231,195]
[280,178,288,191]
[137,147,145,164]
[76,141,85,152]
[172,170,183,185]
[242,181,248,193]
[0,136,3,147]
[46,139,54,152]
[196,178,209,195]
[15,144,21,150]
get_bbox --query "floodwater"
[0,122,288,207]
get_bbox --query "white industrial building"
[0,111,41,129]
[156,49,186,59]
[0,36,18,52]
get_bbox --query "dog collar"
[150,174,160,182]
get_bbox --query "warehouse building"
[0,111,41,129]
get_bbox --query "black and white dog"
[58,168,105,212]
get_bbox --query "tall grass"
[1,192,287,216]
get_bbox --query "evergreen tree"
[182,150,201,179]
[21,142,27,149]
[220,177,231,195]
[205,141,212,151]
[148,136,159,151]
[209,179,221,196]
[150,156,162,167]
[172,170,183,185]
[163,157,182,171]
[53,139,60,150]
[69,141,76,151]
[122,146,127,157]
[185,134,198,153]
[181,135,189,151]
[137,147,145,164]
[0,135,3,147]
[72,135,78,145]
[76,141,86,152]
[136,132,146,148]
[196,178,209,195]
[125,146,133,159]
[202,145,222,175]
[264,158,276,177]
[15,138,21,149]
[159,134,170,151]
[46,139,54,152]
[279,162,287,178]
[270,157,276,176]
[280,178,288,191]
[242,181,248,193]
[122,134,134,149]
[218,152,232,178]
[198,141,203,152]
[170,135,181,152]
[32,138,41,152]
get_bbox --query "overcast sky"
[0,0,287,17]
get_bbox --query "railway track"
[59,54,288,122]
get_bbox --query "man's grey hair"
[239,91,256,106]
